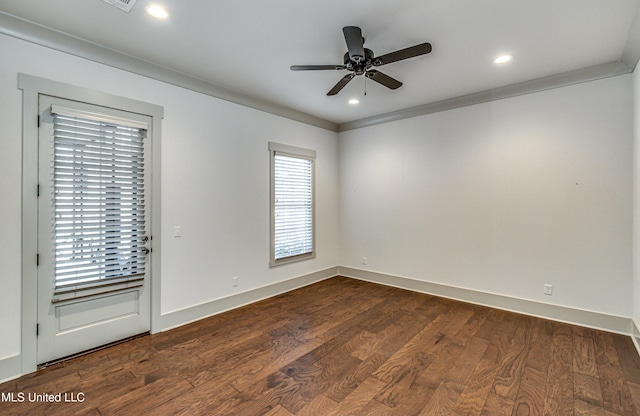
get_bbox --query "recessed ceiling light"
[348,99,360,105]
[147,5,168,19]
[494,54,513,64]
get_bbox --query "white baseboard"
[159,266,339,331]
[0,354,22,384]
[339,266,633,336]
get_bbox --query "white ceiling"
[1,0,639,128]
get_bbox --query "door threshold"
[37,331,150,370]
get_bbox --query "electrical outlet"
[232,276,238,287]
[362,257,367,265]
[173,226,182,237]
[544,284,553,296]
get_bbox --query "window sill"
[270,252,316,267]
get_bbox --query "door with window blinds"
[37,96,151,364]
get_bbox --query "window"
[269,142,316,266]
[50,104,149,295]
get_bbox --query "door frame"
[19,74,164,375]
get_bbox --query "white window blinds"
[50,106,148,295]
[270,143,316,266]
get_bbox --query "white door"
[37,95,151,364]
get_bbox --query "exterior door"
[37,95,151,364]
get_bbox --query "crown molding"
[338,61,632,132]
[0,12,339,132]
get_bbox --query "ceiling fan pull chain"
[364,75,367,96]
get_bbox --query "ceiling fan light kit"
[291,26,432,96]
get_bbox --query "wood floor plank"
[418,380,463,416]
[170,381,239,416]
[374,350,432,408]
[1,277,640,415]
[50,367,140,415]
[418,336,490,416]
[191,321,304,390]
[372,309,457,383]
[593,330,638,416]
[378,380,437,416]
[492,316,535,401]
[450,308,490,347]
[446,336,491,387]
[543,322,574,416]
[612,333,640,385]
[574,398,606,416]
[97,378,193,415]
[629,382,640,412]
[263,405,295,416]
[295,394,338,416]
[355,399,394,415]
[473,309,507,340]
[324,376,387,416]
[363,302,471,413]
[450,315,519,416]
[574,330,599,378]
[279,324,365,380]
[278,344,363,413]
[387,343,467,415]
[511,319,553,416]
[511,362,547,416]
[228,326,306,391]
[222,371,303,416]
[325,309,428,402]
[479,391,514,416]
[574,373,605,409]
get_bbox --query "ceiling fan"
[290,26,432,96]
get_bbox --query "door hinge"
[36,324,39,336]
[37,184,40,197]
[37,115,40,128]
[36,253,39,266]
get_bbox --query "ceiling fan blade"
[365,70,402,90]
[290,65,346,71]
[343,26,365,63]
[327,73,356,96]
[373,42,432,66]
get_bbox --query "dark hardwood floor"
[2,276,640,415]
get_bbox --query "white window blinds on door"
[50,105,148,295]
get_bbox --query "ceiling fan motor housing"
[344,49,375,75]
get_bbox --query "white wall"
[339,75,633,318]
[0,33,339,363]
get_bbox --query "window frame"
[269,142,316,267]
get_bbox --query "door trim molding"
[18,73,163,375]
